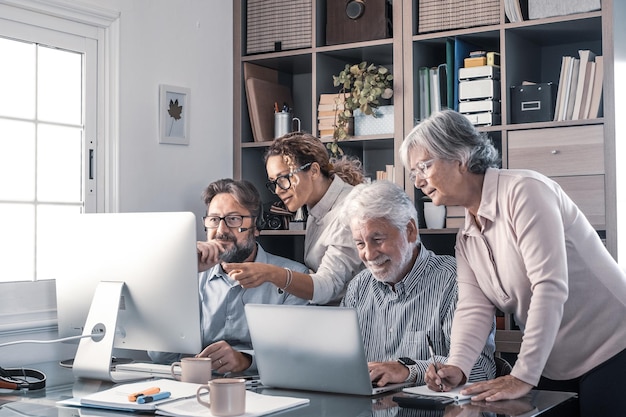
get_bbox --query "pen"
[128,387,160,402]
[426,334,444,392]
[136,391,171,404]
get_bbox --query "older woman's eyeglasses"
[409,159,435,182]
[265,162,312,194]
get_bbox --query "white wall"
[0,0,233,366]
[87,0,233,237]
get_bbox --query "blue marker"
[137,391,171,404]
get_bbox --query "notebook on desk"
[244,304,412,396]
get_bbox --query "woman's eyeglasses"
[265,163,312,194]
[409,159,435,182]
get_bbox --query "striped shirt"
[341,243,496,385]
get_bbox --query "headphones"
[0,366,46,390]
[237,203,266,232]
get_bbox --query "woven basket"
[247,0,312,55]
[418,0,500,33]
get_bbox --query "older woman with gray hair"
[338,180,495,387]
[400,109,626,416]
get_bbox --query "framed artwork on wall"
[159,85,190,145]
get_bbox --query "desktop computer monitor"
[49,211,202,382]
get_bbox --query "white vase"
[424,202,446,229]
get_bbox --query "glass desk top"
[0,362,578,417]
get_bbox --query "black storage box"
[326,0,392,45]
[510,83,556,124]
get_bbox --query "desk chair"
[495,356,513,377]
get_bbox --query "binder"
[453,38,480,111]
[246,78,293,142]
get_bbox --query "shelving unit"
[234,0,617,263]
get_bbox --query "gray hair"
[399,109,500,174]
[201,178,261,219]
[340,180,418,234]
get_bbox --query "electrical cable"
[0,333,94,348]
[0,333,97,390]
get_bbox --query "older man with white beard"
[149,179,308,371]
[339,180,496,387]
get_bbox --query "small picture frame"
[159,85,190,145]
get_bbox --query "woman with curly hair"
[222,132,364,304]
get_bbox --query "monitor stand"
[72,281,147,382]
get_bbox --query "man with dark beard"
[339,181,496,387]
[149,179,308,372]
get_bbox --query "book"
[61,379,202,412]
[385,164,395,183]
[57,378,309,416]
[553,56,569,121]
[429,67,441,114]
[445,38,455,111]
[587,55,604,119]
[317,110,340,117]
[437,63,448,109]
[564,58,580,120]
[319,92,349,104]
[579,61,596,119]
[317,103,345,111]
[446,217,465,229]
[403,383,473,401]
[571,50,596,120]
[446,205,465,217]
[418,66,430,121]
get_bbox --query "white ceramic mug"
[424,202,446,229]
[196,378,246,417]
[170,357,212,384]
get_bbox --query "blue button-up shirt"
[149,244,308,366]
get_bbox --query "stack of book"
[375,165,395,182]
[318,93,348,138]
[458,51,501,126]
[554,50,603,121]
[445,205,465,229]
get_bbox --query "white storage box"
[354,105,394,136]
[528,0,600,20]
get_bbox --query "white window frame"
[0,0,119,336]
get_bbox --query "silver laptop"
[244,304,412,396]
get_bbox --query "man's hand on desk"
[458,375,533,402]
[196,340,252,374]
[367,361,410,386]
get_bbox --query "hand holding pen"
[426,334,444,392]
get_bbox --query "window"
[0,0,119,332]
[0,36,92,283]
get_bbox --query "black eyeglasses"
[203,215,253,230]
[265,162,312,194]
